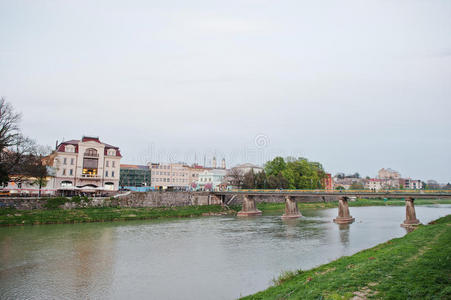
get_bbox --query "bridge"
[213,190,451,227]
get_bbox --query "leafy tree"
[335,186,345,190]
[267,174,289,189]
[255,171,267,189]
[261,157,326,189]
[264,157,286,177]
[242,170,256,189]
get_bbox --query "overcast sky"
[1,0,450,182]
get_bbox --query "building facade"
[232,163,264,174]
[120,164,151,189]
[378,168,401,179]
[149,163,207,190]
[322,173,333,190]
[399,178,423,190]
[196,169,228,191]
[47,136,122,192]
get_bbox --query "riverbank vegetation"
[229,157,326,189]
[0,205,229,226]
[241,214,451,299]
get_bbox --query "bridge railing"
[225,189,451,195]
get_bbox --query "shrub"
[43,197,70,209]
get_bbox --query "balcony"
[81,174,101,180]
[84,153,99,158]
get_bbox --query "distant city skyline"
[1,0,450,182]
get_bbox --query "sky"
[1,0,450,182]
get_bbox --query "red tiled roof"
[57,137,121,157]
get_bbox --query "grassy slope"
[0,205,227,226]
[242,215,451,300]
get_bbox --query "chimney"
[55,140,58,150]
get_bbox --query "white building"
[196,169,228,191]
[47,136,122,193]
[232,163,263,174]
[400,178,423,190]
[364,179,384,191]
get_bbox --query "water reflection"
[0,224,115,299]
[281,218,299,239]
[0,205,450,300]
[338,224,350,245]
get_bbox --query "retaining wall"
[0,192,338,210]
[0,191,222,210]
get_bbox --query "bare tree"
[226,168,244,188]
[0,98,51,188]
[0,98,22,152]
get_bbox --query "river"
[1,205,450,299]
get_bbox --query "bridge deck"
[213,189,451,199]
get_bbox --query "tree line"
[228,157,327,189]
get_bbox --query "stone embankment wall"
[0,192,337,210]
[0,191,222,210]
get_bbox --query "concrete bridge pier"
[333,196,355,224]
[282,195,302,219]
[401,197,420,227]
[237,195,262,217]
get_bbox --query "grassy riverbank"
[0,205,229,226]
[252,198,451,212]
[241,214,451,299]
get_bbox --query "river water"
[0,205,450,299]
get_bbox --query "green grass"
[241,215,451,300]
[252,198,451,212]
[0,205,229,226]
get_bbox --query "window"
[69,169,73,175]
[85,148,98,157]
[62,169,66,175]
[112,171,115,178]
[105,171,109,177]
[112,161,115,168]
[63,158,67,165]
[106,161,109,167]
[66,145,75,153]
[71,158,74,165]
